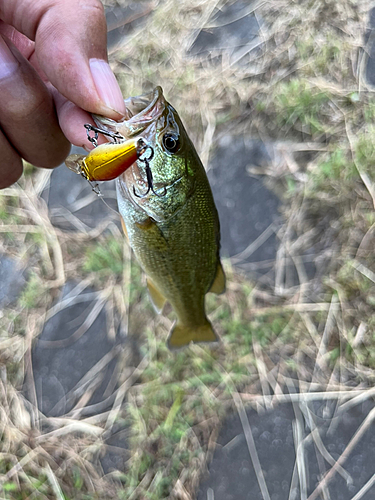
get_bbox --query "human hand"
[0,0,126,189]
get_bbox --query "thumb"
[0,0,125,119]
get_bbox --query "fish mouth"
[93,86,165,141]
[124,87,163,122]
[94,87,183,209]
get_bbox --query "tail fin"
[167,319,219,350]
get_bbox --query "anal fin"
[209,261,226,295]
[147,278,166,314]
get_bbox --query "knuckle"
[72,0,106,29]
[86,0,105,17]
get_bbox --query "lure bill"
[65,136,147,184]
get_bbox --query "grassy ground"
[1,0,375,498]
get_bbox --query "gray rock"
[31,280,131,473]
[208,135,281,276]
[198,399,375,500]
[101,426,130,475]
[208,135,336,287]
[0,254,26,307]
[189,0,262,64]
[106,3,153,50]
[31,281,129,417]
[365,8,375,86]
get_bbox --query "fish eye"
[162,133,180,154]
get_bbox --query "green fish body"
[95,87,225,348]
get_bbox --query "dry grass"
[1,0,375,498]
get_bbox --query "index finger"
[0,0,126,119]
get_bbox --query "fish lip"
[93,86,165,140]
[124,86,163,124]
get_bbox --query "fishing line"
[99,193,121,217]
[83,177,120,217]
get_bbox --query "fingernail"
[89,59,125,116]
[0,36,19,79]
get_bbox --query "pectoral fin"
[208,261,226,295]
[147,278,166,314]
[135,217,168,251]
[167,319,219,350]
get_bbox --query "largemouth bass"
[93,86,225,349]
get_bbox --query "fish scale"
[124,199,216,327]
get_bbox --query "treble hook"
[133,141,167,199]
[84,123,125,147]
